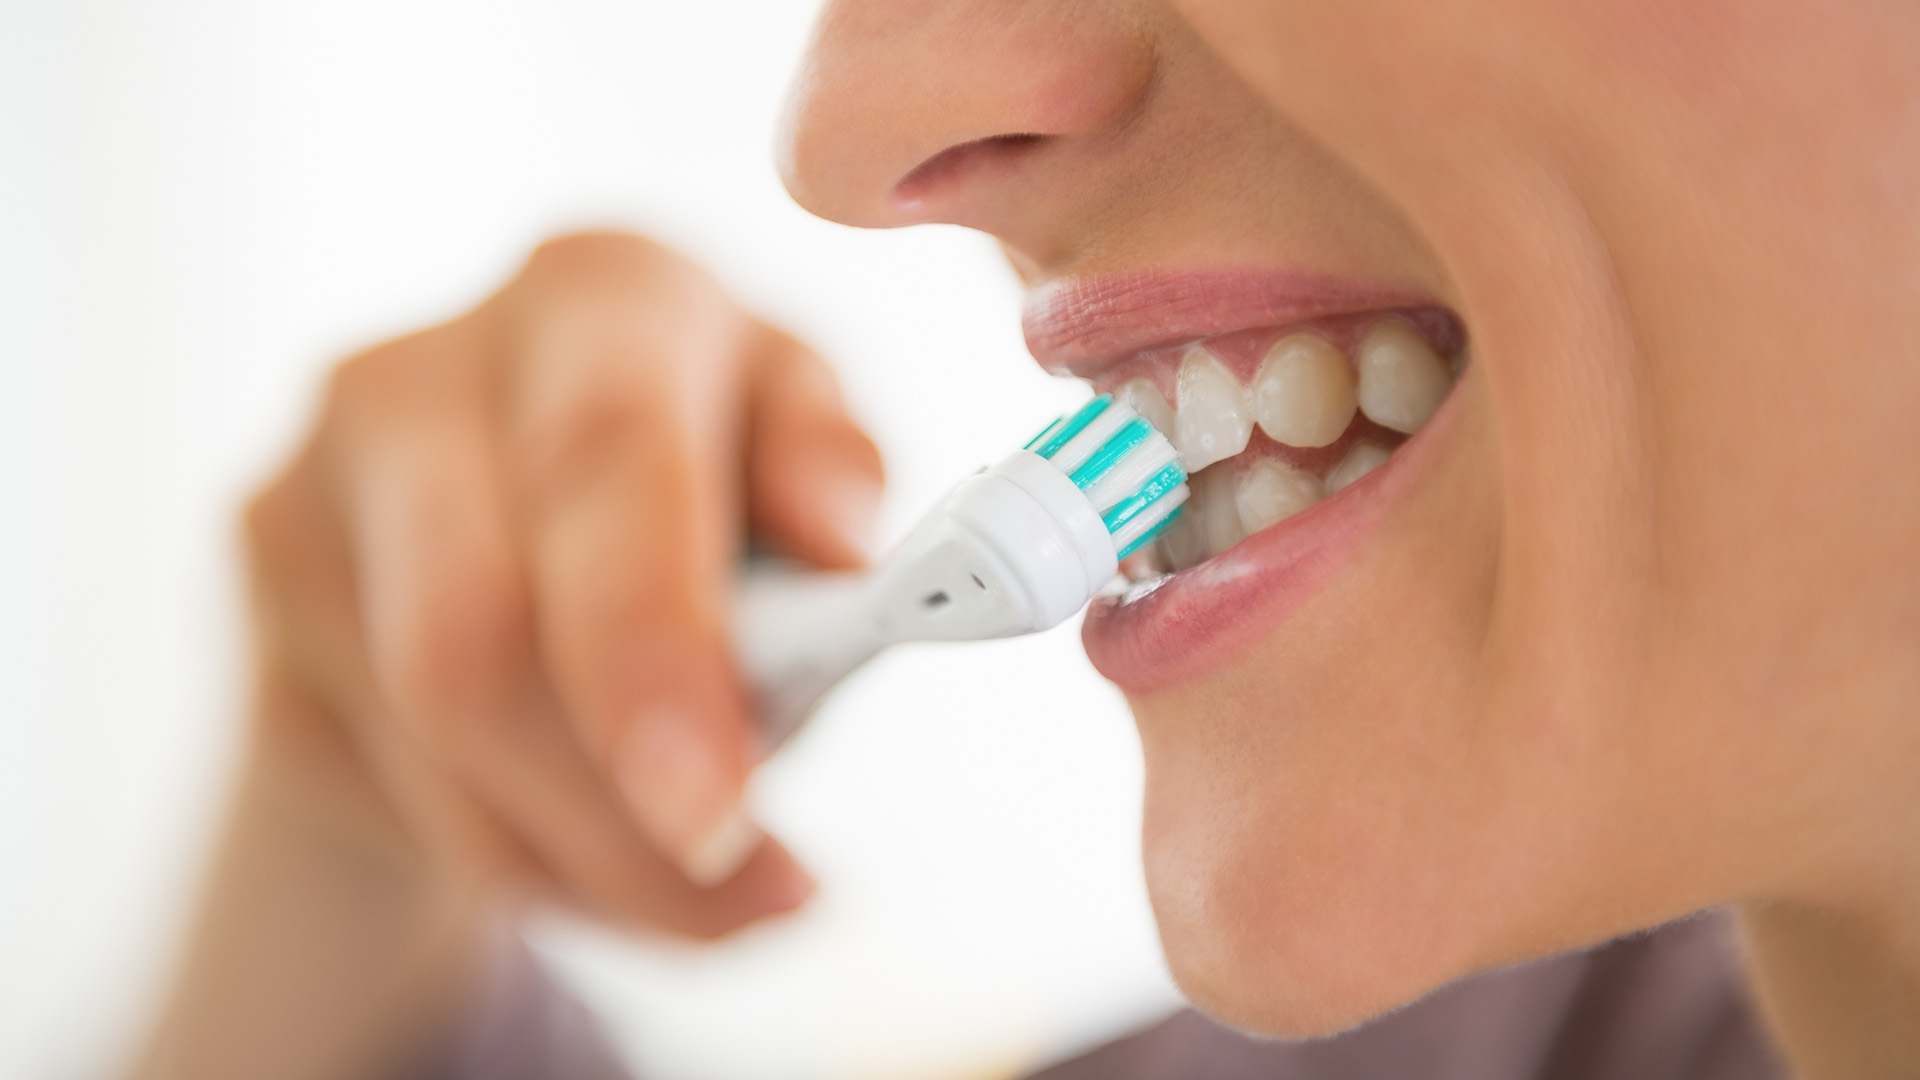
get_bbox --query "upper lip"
[1021,268,1440,379]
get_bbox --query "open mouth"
[1024,269,1468,687]
[1089,308,1466,584]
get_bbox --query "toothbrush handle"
[731,566,889,746]
[729,448,1122,744]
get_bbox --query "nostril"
[892,133,1046,210]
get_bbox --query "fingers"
[305,319,806,934]
[249,232,862,939]
[243,451,539,888]
[500,238,769,886]
[743,327,886,570]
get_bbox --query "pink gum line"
[1089,305,1464,403]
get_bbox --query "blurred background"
[0,1,1181,1077]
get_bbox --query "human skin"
[136,239,868,1077]
[782,0,1920,1073]
[140,1,1920,1078]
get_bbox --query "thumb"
[744,327,886,569]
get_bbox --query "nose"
[778,0,1156,244]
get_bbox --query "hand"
[243,232,882,937]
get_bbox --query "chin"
[1149,853,1466,1036]
[1133,686,1487,1039]
[1144,813,1478,1038]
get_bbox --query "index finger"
[500,235,765,886]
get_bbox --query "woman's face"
[782,0,1920,1033]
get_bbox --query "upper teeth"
[1114,377,1176,439]
[1253,334,1356,448]
[1356,321,1453,434]
[1109,318,1460,574]
[1174,346,1254,471]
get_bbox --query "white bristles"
[1047,404,1131,476]
[1081,428,1180,514]
[1110,484,1188,553]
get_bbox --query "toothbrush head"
[862,394,1192,643]
[734,398,1188,741]
[1024,395,1189,560]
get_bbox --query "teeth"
[1251,334,1356,449]
[1156,502,1213,572]
[1155,465,1241,572]
[1234,459,1324,532]
[1119,548,1167,582]
[1113,378,1177,438]
[1325,441,1391,494]
[1195,464,1247,557]
[1174,346,1253,471]
[1356,322,1454,434]
[1119,318,1450,573]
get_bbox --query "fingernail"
[682,802,765,887]
[766,860,819,912]
[821,472,881,563]
[616,708,761,884]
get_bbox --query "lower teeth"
[1141,439,1393,573]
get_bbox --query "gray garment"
[425,910,1785,1079]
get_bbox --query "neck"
[1738,883,1920,1079]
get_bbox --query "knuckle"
[321,326,466,428]
[386,573,532,737]
[528,230,667,269]
[513,233,734,341]
[513,390,695,513]
[323,343,402,422]
[520,231,693,295]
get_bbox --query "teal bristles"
[1069,416,1152,489]
[1116,504,1185,560]
[1100,461,1185,533]
[1027,394,1189,559]
[1026,395,1111,459]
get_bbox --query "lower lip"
[1081,381,1463,692]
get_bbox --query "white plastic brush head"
[733,395,1189,742]
[1021,394,1189,561]
[867,395,1189,642]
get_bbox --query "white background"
[0,1,1182,1077]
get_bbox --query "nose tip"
[777,0,1154,232]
